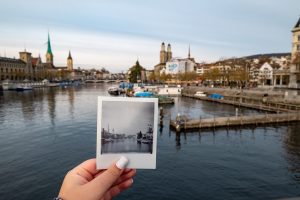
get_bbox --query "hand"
[58,157,136,200]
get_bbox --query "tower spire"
[68,50,72,59]
[47,32,53,55]
[188,45,190,59]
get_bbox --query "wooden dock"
[170,113,300,132]
[182,93,300,113]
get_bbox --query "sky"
[102,101,154,135]
[0,0,299,72]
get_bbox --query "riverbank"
[182,86,300,105]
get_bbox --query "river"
[0,84,299,199]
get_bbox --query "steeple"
[68,50,72,59]
[47,32,53,55]
[291,16,300,61]
[46,32,54,64]
[293,16,300,29]
[188,45,191,59]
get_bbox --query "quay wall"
[170,113,300,131]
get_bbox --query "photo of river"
[0,84,299,200]
[100,100,155,154]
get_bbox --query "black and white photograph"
[97,97,158,169]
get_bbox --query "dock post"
[227,117,229,127]
[159,107,164,127]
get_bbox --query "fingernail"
[116,156,128,169]
[131,179,134,183]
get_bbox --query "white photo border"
[96,96,158,169]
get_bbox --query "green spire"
[47,32,53,55]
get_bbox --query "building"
[289,17,300,88]
[154,42,173,74]
[258,62,273,85]
[165,58,195,74]
[0,57,27,81]
[0,33,75,82]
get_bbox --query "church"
[154,42,173,74]
[0,33,74,81]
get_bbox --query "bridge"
[85,79,126,83]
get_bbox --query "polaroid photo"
[96,96,158,169]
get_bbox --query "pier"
[182,93,300,113]
[170,112,300,132]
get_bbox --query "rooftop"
[0,57,26,64]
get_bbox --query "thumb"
[85,156,129,197]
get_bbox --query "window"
[298,35,300,41]
[297,44,300,51]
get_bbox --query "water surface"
[0,84,299,200]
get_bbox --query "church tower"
[67,50,73,71]
[160,42,167,63]
[46,32,54,64]
[292,17,300,61]
[167,43,172,61]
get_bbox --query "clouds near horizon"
[0,0,299,72]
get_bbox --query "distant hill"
[242,53,291,59]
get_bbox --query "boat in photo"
[137,131,143,143]
[141,124,153,144]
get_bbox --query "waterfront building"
[291,17,300,61]
[165,58,195,74]
[0,33,77,82]
[0,57,27,81]
[258,62,275,85]
[164,46,196,75]
[289,17,300,88]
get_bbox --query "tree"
[129,61,144,83]
[203,68,221,83]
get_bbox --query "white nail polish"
[116,156,129,169]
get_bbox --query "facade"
[0,57,26,81]
[259,62,273,85]
[291,17,300,61]
[165,58,195,74]
[154,42,173,74]
[289,17,300,88]
[0,33,75,82]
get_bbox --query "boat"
[16,85,33,91]
[108,86,119,95]
[194,91,206,97]
[141,124,153,144]
[2,80,17,90]
[134,91,153,97]
[137,131,143,143]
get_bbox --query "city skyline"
[0,0,299,72]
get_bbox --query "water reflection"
[284,123,300,181]
[47,88,57,126]
[68,88,75,119]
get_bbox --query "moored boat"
[16,85,33,91]
[108,86,119,95]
